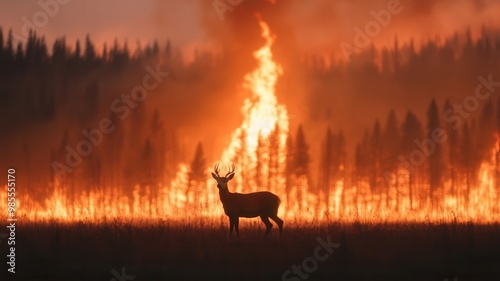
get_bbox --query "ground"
[4,219,500,280]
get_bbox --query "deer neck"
[218,187,232,203]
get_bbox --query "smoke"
[196,0,500,58]
[191,0,500,110]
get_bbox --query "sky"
[0,0,207,58]
[1,0,499,62]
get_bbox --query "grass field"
[3,220,500,281]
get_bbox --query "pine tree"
[74,40,81,60]
[14,42,24,67]
[294,125,310,208]
[369,120,382,195]
[140,139,154,187]
[52,37,67,66]
[477,100,495,164]
[427,99,444,207]
[334,130,346,183]
[150,110,166,187]
[460,123,473,211]
[5,29,14,64]
[444,99,459,197]
[36,36,48,64]
[294,125,310,177]
[382,111,399,208]
[320,128,334,206]
[188,142,207,207]
[25,30,36,64]
[0,27,3,51]
[0,27,4,68]
[84,34,96,63]
[401,111,423,209]
[188,142,207,183]
[101,43,108,62]
[320,128,346,209]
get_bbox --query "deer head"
[211,163,235,190]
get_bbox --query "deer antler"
[214,163,221,178]
[225,163,235,178]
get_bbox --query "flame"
[221,19,288,164]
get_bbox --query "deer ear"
[227,173,235,180]
[211,173,218,180]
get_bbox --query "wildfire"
[1,18,499,224]
[221,19,288,164]
[219,18,289,196]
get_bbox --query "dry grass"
[6,219,500,280]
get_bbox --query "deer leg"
[260,215,273,236]
[270,215,283,236]
[234,217,240,237]
[229,217,235,237]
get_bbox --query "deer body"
[219,190,280,218]
[212,164,283,237]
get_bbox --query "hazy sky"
[0,0,206,55]
[1,0,499,60]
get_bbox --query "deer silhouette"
[211,163,283,237]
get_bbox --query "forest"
[1,26,500,221]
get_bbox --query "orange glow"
[1,19,500,224]
[221,19,288,164]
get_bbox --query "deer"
[211,163,283,237]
